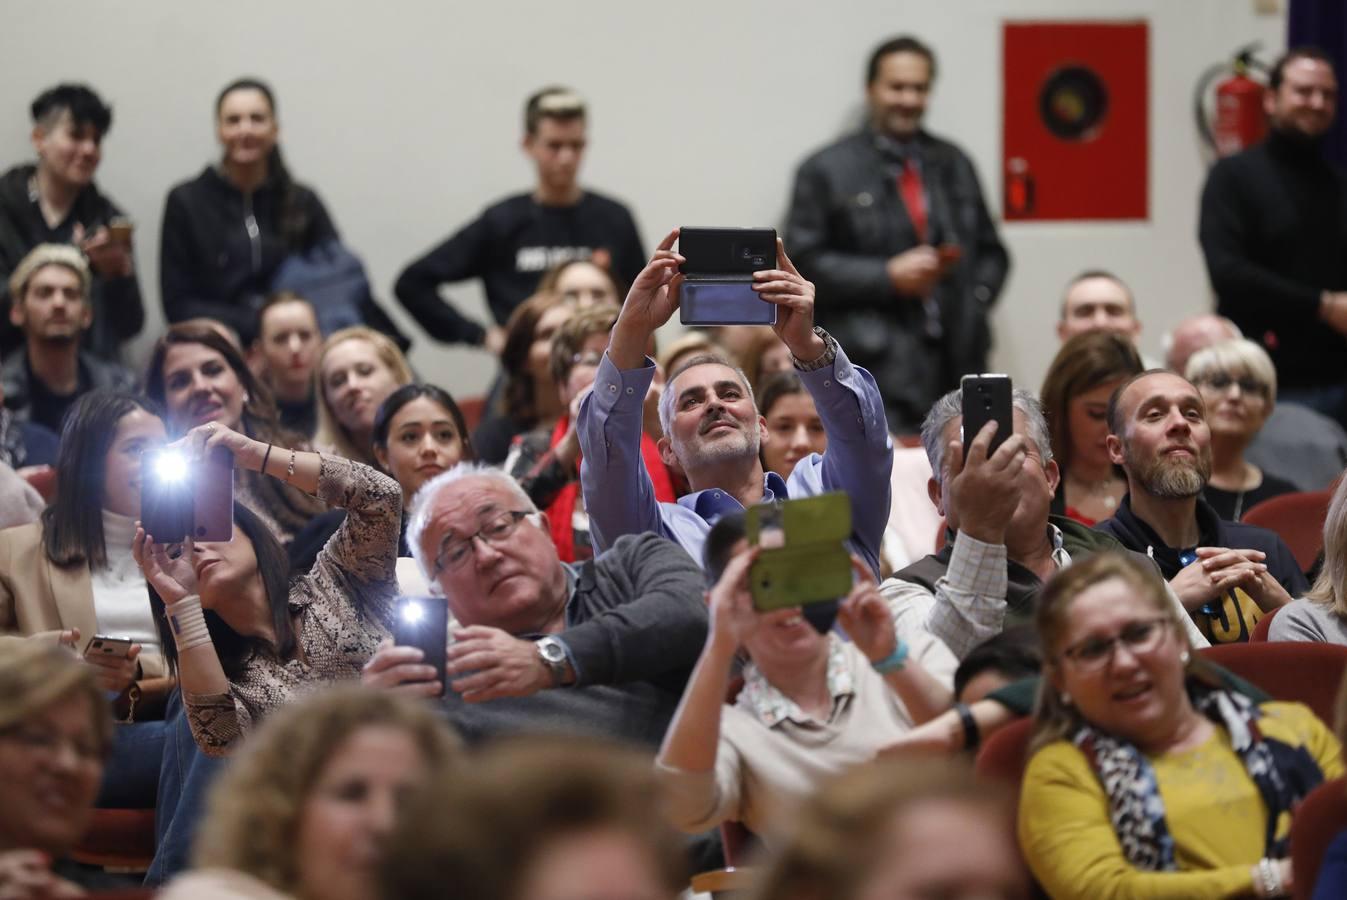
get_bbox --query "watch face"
[539,639,566,664]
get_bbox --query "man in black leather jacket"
[786,35,1009,433]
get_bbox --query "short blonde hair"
[1185,338,1278,403]
[0,639,112,754]
[8,244,91,303]
[313,327,414,463]
[192,684,462,894]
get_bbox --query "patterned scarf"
[1074,687,1318,870]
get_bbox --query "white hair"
[406,462,538,579]
[1185,338,1278,403]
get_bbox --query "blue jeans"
[96,719,167,808]
[143,691,226,886]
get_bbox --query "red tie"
[899,159,928,244]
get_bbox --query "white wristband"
[164,594,212,653]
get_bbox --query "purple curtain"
[1288,0,1347,165]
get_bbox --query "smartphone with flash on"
[140,446,235,544]
[960,373,1013,454]
[678,226,778,326]
[393,596,448,697]
[84,635,136,659]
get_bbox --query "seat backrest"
[1243,489,1333,573]
[1291,778,1347,900]
[974,716,1036,823]
[1250,605,1281,642]
[21,465,57,502]
[1199,643,1347,723]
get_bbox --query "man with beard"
[578,230,893,575]
[1199,48,1347,428]
[785,35,1009,433]
[1,245,135,435]
[1094,370,1305,643]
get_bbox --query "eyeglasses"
[1200,373,1267,397]
[0,726,104,765]
[431,509,535,576]
[1061,617,1172,671]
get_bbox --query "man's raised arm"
[578,230,685,552]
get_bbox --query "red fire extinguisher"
[1196,44,1268,159]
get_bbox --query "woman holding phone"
[0,390,173,807]
[146,322,325,544]
[656,513,950,838]
[133,417,402,756]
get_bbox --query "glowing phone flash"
[156,450,189,483]
[401,601,424,624]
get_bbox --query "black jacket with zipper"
[159,166,337,345]
[0,164,145,361]
[1094,493,1307,642]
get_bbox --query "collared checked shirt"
[880,525,1208,683]
[880,525,1072,674]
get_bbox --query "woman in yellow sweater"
[1019,552,1341,899]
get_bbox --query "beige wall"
[1,0,1284,398]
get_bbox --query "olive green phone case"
[745,493,853,611]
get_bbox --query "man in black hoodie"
[1199,47,1347,428]
[1095,370,1306,643]
[0,84,143,363]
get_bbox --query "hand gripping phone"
[678,226,778,326]
[393,596,448,698]
[745,493,853,611]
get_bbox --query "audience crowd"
[3,35,1347,900]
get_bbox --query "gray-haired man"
[878,386,1204,683]
[361,462,707,747]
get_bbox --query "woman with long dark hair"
[158,78,338,346]
[146,322,324,544]
[133,417,402,757]
[289,382,472,580]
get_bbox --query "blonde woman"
[0,639,113,897]
[1020,552,1340,899]
[1270,476,1347,643]
[314,327,413,465]
[1187,339,1297,522]
[159,685,462,900]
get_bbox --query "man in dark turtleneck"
[1199,47,1347,428]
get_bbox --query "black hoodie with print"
[1094,494,1307,643]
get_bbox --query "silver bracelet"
[285,449,296,483]
[1257,858,1282,897]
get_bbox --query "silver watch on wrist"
[535,636,570,687]
[792,326,838,372]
